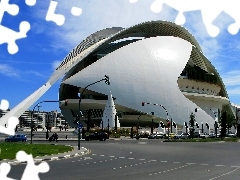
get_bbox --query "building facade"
[57,20,235,130]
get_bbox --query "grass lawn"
[0,143,73,160]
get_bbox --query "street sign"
[77,123,83,129]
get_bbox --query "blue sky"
[0,0,240,112]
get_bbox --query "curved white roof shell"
[62,36,222,127]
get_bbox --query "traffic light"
[104,75,110,85]
[195,108,197,112]
[206,123,209,129]
[160,121,165,128]
[142,102,145,106]
[196,123,199,128]
[65,99,68,106]
[172,121,176,128]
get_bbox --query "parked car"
[5,134,27,142]
[148,134,157,139]
[194,132,200,138]
[199,133,208,139]
[173,134,181,139]
[180,133,190,139]
[85,132,108,141]
[156,132,166,139]
[226,132,237,138]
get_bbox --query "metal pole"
[151,118,153,134]
[78,96,81,150]
[46,113,49,139]
[170,118,172,133]
[30,110,33,144]
[108,119,110,139]
[201,122,203,133]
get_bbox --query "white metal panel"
[63,36,215,127]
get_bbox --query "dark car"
[85,132,108,141]
[180,133,190,139]
[194,132,200,138]
[148,134,156,139]
[5,134,27,142]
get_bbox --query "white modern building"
[0,20,237,132]
[57,20,236,129]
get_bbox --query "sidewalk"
[1,146,91,165]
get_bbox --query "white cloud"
[34,0,178,51]
[221,70,240,86]
[52,60,62,70]
[0,64,20,78]
[0,64,49,80]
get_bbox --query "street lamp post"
[107,119,110,139]
[46,113,50,140]
[151,112,154,134]
[77,75,110,150]
[142,102,169,139]
[31,100,62,144]
[201,122,203,133]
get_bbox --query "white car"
[180,133,190,139]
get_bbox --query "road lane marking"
[128,158,134,159]
[161,161,167,163]
[200,164,209,166]
[215,165,225,167]
[139,159,145,161]
[208,167,240,180]
[173,162,180,164]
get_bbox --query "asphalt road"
[8,140,240,180]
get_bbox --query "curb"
[3,146,90,165]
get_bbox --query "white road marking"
[139,159,145,161]
[119,157,125,158]
[161,161,167,162]
[173,162,180,164]
[200,164,209,166]
[128,158,134,160]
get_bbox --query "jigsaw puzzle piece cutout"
[0,99,9,111]
[45,0,65,26]
[0,116,19,135]
[25,0,37,6]
[0,0,19,23]
[0,163,16,180]
[0,21,30,54]
[129,0,138,3]
[16,151,50,180]
[71,6,82,16]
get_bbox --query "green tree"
[226,114,236,134]
[189,112,196,139]
[220,111,227,139]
